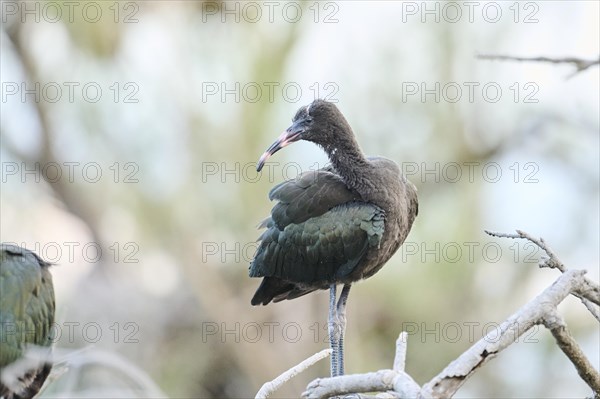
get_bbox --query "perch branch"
[302,333,420,399]
[302,370,419,399]
[255,349,331,399]
[303,270,596,398]
[542,310,600,393]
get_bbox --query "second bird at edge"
[248,99,418,377]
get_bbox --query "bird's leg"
[328,283,339,377]
[336,284,351,375]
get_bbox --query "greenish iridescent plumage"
[1,244,55,399]
[249,169,387,305]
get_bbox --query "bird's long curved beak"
[256,121,305,172]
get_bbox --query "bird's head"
[257,99,345,171]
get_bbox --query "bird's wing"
[0,245,55,368]
[251,202,385,282]
[267,169,359,228]
[249,171,385,304]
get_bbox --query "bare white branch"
[421,269,586,397]
[485,230,600,315]
[255,349,331,399]
[302,370,419,399]
[485,229,565,270]
[302,269,596,399]
[393,332,408,373]
[302,332,419,399]
[542,310,600,393]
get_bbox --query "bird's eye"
[293,108,306,122]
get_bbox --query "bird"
[1,244,55,399]
[249,99,418,377]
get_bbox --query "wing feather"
[249,170,385,305]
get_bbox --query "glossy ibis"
[1,244,55,398]
[249,100,418,376]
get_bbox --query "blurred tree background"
[1,1,598,397]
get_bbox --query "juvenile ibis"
[249,100,418,376]
[1,244,55,398]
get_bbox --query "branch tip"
[393,332,408,372]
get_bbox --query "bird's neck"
[322,129,371,192]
